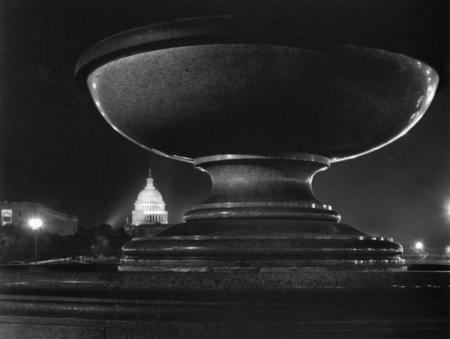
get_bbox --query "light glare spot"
[414,241,424,251]
[28,217,43,230]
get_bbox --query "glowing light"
[445,201,450,218]
[28,218,43,230]
[414,241,424,251]
[445,246,450,255]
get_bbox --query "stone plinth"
[0,265,449,338]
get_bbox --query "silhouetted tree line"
[0,223,130,263]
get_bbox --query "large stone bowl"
[77,16,440,270]
[76,16,438,163]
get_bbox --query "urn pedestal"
[76,15,438,272]
[120,153,404,271]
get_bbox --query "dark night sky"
[0,0,449,247]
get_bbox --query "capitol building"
[131,170,168,226]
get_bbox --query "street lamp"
[414,241,424,251]
[28,217,43,262]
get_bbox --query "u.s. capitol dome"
[131,170,168,225]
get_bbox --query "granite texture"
[84,40,437,163]
[77,15,437,271]
[0,266,448,338]
[121,155,404,270]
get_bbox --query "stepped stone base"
[0,265,448,338]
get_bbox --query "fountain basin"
[77,16,438,163]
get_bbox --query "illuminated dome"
[131,170,168,225]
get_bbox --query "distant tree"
[109,226,131,252]
[0,223,130,263]
[89,224,130,257]
[0,224,17,262]
[89,224,113,257]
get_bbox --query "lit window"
[1,209,13,225]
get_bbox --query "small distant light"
[445,246,450,255]
[28,218,43,230]
[414,241,424,251]
[445,201,450,218]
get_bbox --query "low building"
[0,202,77,235]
